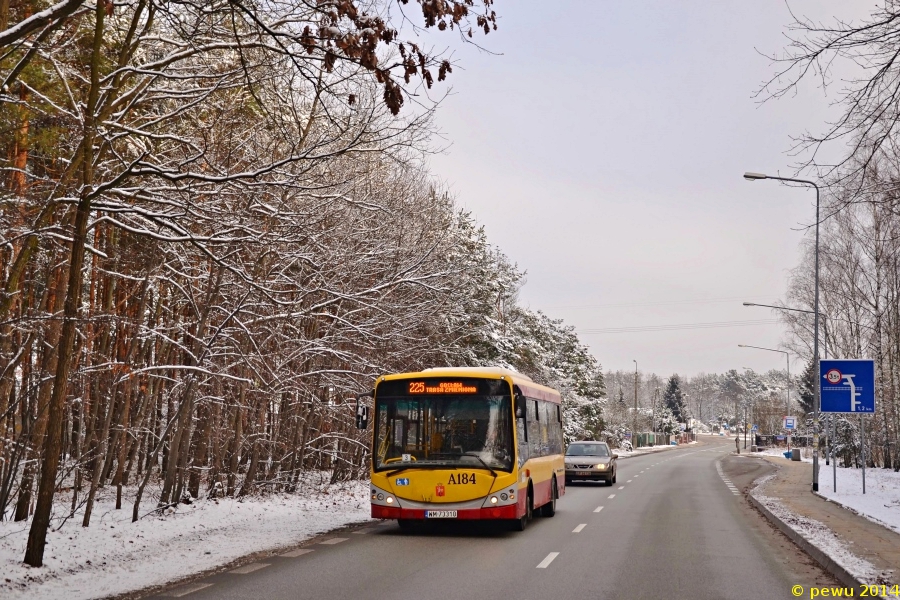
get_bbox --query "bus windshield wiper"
[385,463,457,477]
[462,452,498,478]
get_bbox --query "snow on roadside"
[818,465,900,534]
[0,479,372,600]
[751,489,887,585]
[615,443,682,459]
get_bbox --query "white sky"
[425,1,868,377]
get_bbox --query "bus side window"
[516,393,529,465]
[552,404,563,454]
[539,401,551,455]
[528,399,541,457]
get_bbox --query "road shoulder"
[727,453,897,589]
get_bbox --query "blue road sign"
[820,359,876,414]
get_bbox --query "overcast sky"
[424,1,868,378]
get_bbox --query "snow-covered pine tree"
[663,375,686,422]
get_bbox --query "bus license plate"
[425,510,457,519]
[575,471,592,476]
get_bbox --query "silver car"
[564,441,618,485]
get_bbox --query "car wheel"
[612,471,617,484]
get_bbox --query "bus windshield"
[374,394,514,472]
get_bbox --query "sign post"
[819,359,876,495]
[783,416,797,451]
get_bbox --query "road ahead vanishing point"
[147,437,836,600]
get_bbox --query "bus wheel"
[512,491,533,531]
[540,479,557,517]
[511,513,527,531]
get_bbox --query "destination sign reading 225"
[408,381,477,394]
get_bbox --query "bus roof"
[379,367,562,404]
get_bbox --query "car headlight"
[596,463,607,469]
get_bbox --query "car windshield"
[374,391,514,472]
[566,443,609,457]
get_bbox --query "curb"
[746,484,865,590]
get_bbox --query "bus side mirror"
[355,391,372,429]
[355,402,369,429]
[515,394,526,419]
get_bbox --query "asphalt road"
[146,437,836,600]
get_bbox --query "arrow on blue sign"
[819,359,876,414]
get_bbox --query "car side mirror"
[612,453,619,459]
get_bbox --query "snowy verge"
[615,441,696,459]
[749,476,892,587]
[817,466,900,534]
[0,480,372,600]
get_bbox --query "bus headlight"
[500,493,508,501]
[490,495,499,504]
[386,496,394,504]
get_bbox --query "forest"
[0,0,612,567]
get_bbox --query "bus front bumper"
[372,505,519,520]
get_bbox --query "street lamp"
[743,302,829,358]
[739,344,792,449]
[744,171,821,492]
[633,359,638,445]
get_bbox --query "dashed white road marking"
[162,583,214,597]
[573,524,587,533]
[716,461,740,495]
[281,548,314,557]
[618,486,625,490]
[319,537,348,545]
[608,494,616,499]
[593,506,604,513]
[537,552,560,568]
[230,563,270,574]
[627,479,633,483]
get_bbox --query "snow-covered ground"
[0,478,371,600]
[616,441,695,459]
[818,465,900,534]
[752,486,890,585]
[755,447,900,533]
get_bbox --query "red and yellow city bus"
[358,367,565,530]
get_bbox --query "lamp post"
[742,302,829,358]
[743,301,830,465]
[633,359,638,446]
[653,387,659,445]
[739,345,791,449]
[744,171,821,492]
